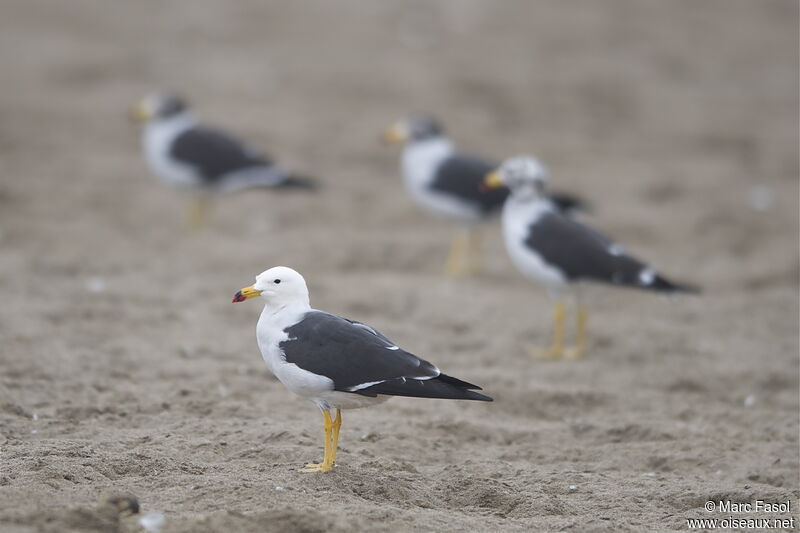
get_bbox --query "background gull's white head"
[383,114,445,144]
[131,92,189,123]
[232,266,309,308]
[489,156,550,197]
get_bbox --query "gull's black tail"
[350,373,493,401]
[276,174,318,190]
[649,274,701,294]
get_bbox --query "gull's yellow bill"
[129,100,152,123]
[480,170,504,191]
[382,122,408,144]
[232,285,262,303]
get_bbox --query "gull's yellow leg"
[533,301,566,358]
[466,228,483,276]
[329,409,342,465]
[300,411,334,472]
[565,307,588,359]
[444,232,468,277]
[187,196,212,231]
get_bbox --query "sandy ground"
[0,1,798,531]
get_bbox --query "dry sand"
[0,1,798,531]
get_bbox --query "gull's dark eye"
[273,279,281,284]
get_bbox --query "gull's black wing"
[170,126,273,182]
[280,311,491,400]
[430,154,509,215]
[526,212,698,293]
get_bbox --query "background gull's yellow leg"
[467,228,483,275]
[187,196,212,231]
[566,306,588,359]
[533,301,566,358]
[300,410,334,472]
[329,409,342,466]
[444,231,468,277]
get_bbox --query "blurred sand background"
[0,1,798,531]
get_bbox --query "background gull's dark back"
[0,1,797,531]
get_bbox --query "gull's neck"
[508,185,545,204]
[149,111,196,130]
[261,297,311,319]
[257,298,311,346]
[405,136,454,158]
[401,136,455,188]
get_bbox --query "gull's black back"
[170,126,273,182]
[430,154,510,215]
[526,211,698,292]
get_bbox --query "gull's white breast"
[256,306,333,397]
[502,198,567,290]
[255,306,388,411]
[142,116,199,188]
[401,139,482,222]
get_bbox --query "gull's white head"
[130,92,189,123]
[483,156,549,198]
[232,266,310,308]
[383,114,445,145]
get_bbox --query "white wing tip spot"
[386,345,400,350]
[639,267,656,285]
[346,380,386,392]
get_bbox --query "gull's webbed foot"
[299,461,335,473]
[299,409,340,473]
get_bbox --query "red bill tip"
[232,291,246,303]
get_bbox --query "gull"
[232,266,492,472]
[483,156,698,358]
[131,92,314,229]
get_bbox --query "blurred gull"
[130,92,315,229]
[483,156,699,358]
[232,266,492,472]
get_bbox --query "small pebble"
[568,485,577,491]
[744,394,757,407]
[139,511,166,533]
[178,346,195,358]
[275,486,284,491]
[85,277,107,293]
[747,186,774,212]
